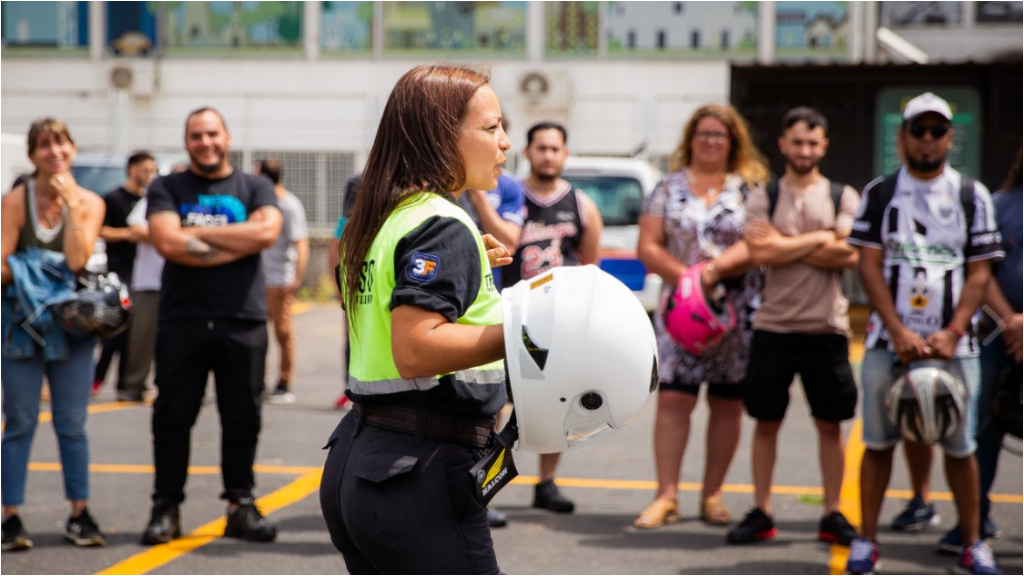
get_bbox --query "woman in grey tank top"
[1,118,107,551]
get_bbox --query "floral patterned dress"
[642,169,761,386]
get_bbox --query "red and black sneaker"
[819,511,858,545]
[334,393,351,410]
[726,508,776,544]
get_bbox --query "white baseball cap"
[903,92,953,122]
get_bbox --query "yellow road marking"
[849,340,865,364]
[95,468,322,576]
[25,461,1022,503]
[2,401,145,432]
[2,301,318,433]
[28,462,322,475]
[830,419,865,575]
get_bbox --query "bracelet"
[945,324,965,338]
[66,223,87,231]
[704,261,720,284]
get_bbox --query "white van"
[71,152,188,273]
[521,156,664,312]
[71,152,188,198]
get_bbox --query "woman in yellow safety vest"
[320,64,513,574]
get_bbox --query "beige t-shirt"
[746,178,860,337]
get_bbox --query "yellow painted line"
[29,462,321,475]
[2,401,146,432]
[95,468,323,576]
[849,339,865,364]
[26,461,1021,503]
[507,473,1021,503]
[830,419,865,575]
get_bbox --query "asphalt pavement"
[2,302,1021,575]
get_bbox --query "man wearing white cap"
[845,92,1004,575]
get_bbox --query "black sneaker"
[819,511,858,545]
[264,387,295,405]
[224,498,277,542]
[890,496,940,532]
[487,505,508,528]
[726,508,777,544]
[65,508,106,547]
[117,390,146,403]
[532,479,575,513]
[938,519,1003,556]
[141,500,181,545]
[2,515,33,552]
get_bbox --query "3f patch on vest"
[408,252,440,282]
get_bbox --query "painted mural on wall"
[976,1,1024,23]
[153,1,304,55]
[322,1,373,54]
[1,1,89,55]
[383,1,526,57]
[548,1,600,57]
[775,1,848,60]
[882,2,964,26]
[604,1,758,59]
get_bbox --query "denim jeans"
[976,337,1009,523]
[2,334,95,505]
[860,349,979,457]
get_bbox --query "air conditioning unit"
[518,70,571,111]
[109,61,157,97]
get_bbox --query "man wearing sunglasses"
[845,93,1004,575]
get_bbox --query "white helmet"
[502,265,658,454]
[886,360,969,445]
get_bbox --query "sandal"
[699,494,731,525]
[633,498,679,529]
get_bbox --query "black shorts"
[741,330,857,423]
[660,378,742,400]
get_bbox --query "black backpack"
[873,172,977,231]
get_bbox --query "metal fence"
[229,149,358,236]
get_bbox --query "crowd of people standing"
[1,67,1018,576]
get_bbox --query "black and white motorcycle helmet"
[886,360,969,445]
[52,272,132,338]
[502,265,658,454]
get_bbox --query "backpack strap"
[766,179,780,221]
[768,179,845,220]
[960,176,976,231]
[877,172,899,210]
[829,181,845,218]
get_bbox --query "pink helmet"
[661,262,736,356]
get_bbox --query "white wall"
[0,58,730,160]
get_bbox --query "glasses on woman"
[694,131,729,143]
[906,123,950,139]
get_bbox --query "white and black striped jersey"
[849,166,1004,357]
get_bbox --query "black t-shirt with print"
[147,170,277,321]
[103,187,142,281]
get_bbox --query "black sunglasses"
[906,123,950,139]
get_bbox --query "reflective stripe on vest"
[347,368,507,396]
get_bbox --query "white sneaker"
[265,389,295,405]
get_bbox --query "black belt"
[354,404,494,449]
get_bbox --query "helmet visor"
[561,389,631,451]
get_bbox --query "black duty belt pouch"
[468,411,520,506]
